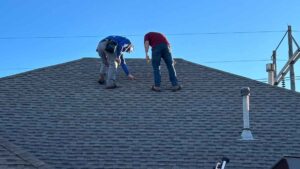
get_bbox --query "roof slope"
[0,58,300,169]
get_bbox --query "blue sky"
[1,0,300,91]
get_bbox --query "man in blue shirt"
[96,36,135,89]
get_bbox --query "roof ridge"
[1,57,299,95]
[0,58,87,81]
[0,57,138,81]
[0,136,53,169]
[182,58,300,96]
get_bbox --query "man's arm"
[116,45,122,59]
[144,40,150,62]
[120,55,129,75]
[120,54,135,80]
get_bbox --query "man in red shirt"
[144,32,181,92]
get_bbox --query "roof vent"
[214,157,230,169]
[240,87,254,140]
[271,156,300,169]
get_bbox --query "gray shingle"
[0,58,300,169]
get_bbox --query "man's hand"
[128,74,135,80]
[173,59,176,65]
[115,58,121,64]
[144,41,151,64]
[146,54,150,64]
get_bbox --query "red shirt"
[144,32,170,48]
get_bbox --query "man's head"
[124,44,134,53]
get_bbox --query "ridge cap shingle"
[0,136,53,169]
[0,58,86,81]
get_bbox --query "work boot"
[106,84,117,89]
[171,85,182,92]
[98,75,105,84]
[151,85,161,92]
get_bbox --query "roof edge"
[181,58,300,96]
[0,136,54,169]
[0,57,90,81]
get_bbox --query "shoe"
[98,79,105,84]
[106,84,117,89]
[98,75,105,85]
[151,85,161,92]
[171,85,182,92]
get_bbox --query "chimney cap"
[241,87,250,96]
[266,63,275,72]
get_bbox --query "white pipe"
[243,95,250,129]
[241,87,254,140]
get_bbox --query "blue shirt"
[105,36,131,57]
[104,36,131,76]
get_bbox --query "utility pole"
[288,25,296,91]
[268,25,300,91]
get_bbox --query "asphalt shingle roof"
[0,58,300,169]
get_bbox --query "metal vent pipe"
[240,87,254,140]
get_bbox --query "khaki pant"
[97,40,119,87]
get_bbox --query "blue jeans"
[151,43,178,87]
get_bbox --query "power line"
[0,35,100,40]
[167,30,287,36]
[0,68,33,71]
[202,58,288,64]
[203,59,270,63]
[275,31,288,51]
[256,76,300,81]
[0,30,294,40]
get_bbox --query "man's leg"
[151,47,162,87]
[106,52,118,88]
[162,46,178,86]
[98,50,108,84]
[98,41,109,84]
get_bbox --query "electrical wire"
[275,31,288,51]
[0,30,293,40]
[203,59,270,63]
[292,35,300,49]
[256,76,300,81]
